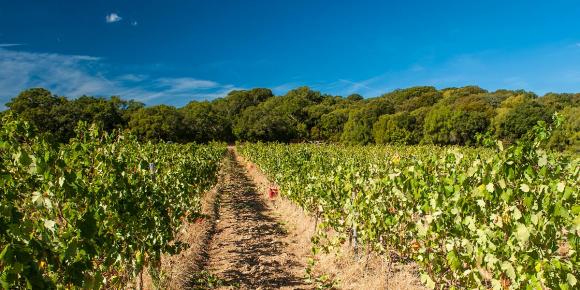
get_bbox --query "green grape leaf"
[515,223,530,244]
[557,182,565,193]
[568,273,577,287]
[512,207,522,221]
[501,261,516,281]
[486,183,494,193]
[520,184,530,193]
[420,273,435,289]
[538,156,547,167]
[44,220,56,231]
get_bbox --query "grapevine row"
[0,119,226,289]
[238,123,579,289]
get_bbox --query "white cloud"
[0,43,23,47]
[117,74,147,82]
[157,78,218,91]
[131,21,138,26]
[271,82,299,95]
[0,47,238,107]
[306,77,389,98]
[0,48,107,101]
[105,13,122,23]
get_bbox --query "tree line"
[2,86,578,151]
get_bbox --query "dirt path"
[191,150,310,289]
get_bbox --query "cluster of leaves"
[0,117,226,289]
[4,86,578,152]
[238,121,579,289]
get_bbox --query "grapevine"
[238,121,579,289]
[0,118,226,289]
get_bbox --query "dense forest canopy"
[2,86,579,152]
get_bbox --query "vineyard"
[1,114,579,290]
[0,118,226,289]
[238,122,579,289]
[3,1,580,288]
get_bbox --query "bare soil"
[189,149,310,289]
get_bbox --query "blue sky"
[1,0,580,107]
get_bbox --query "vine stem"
[351,190,358,260]
[139,268,143,290]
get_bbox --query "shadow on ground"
[187,152,308,289]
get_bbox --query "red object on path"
[268,187,279,199]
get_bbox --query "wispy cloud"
[0,47,239,107]
[305,78,390,98]
[271,82,300,95]
[133,78,237,103]
[117,74,147,82]
[0,43,23,47]
[156,78,218,91]
[131,21,138,26]
[105,13,122,23]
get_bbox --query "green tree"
[233,87,325,141]
[218,88,273,116]
[111,96,145,123]
[441,86,488,98]
[6,88,65,137]
[181,101,229,142]
[233,97,296,141]
[373,111,421,144]
[128,105,185,142]
[346,93,364,101]
[305,95,349,140]
[318,108,351,142]
[497,101,551,142]
[548,107,580,153]
[423,106,489,145]
[50,96,125,141]
[377,86,441,112]
[341,98,394,145]
[538,93,580,110]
